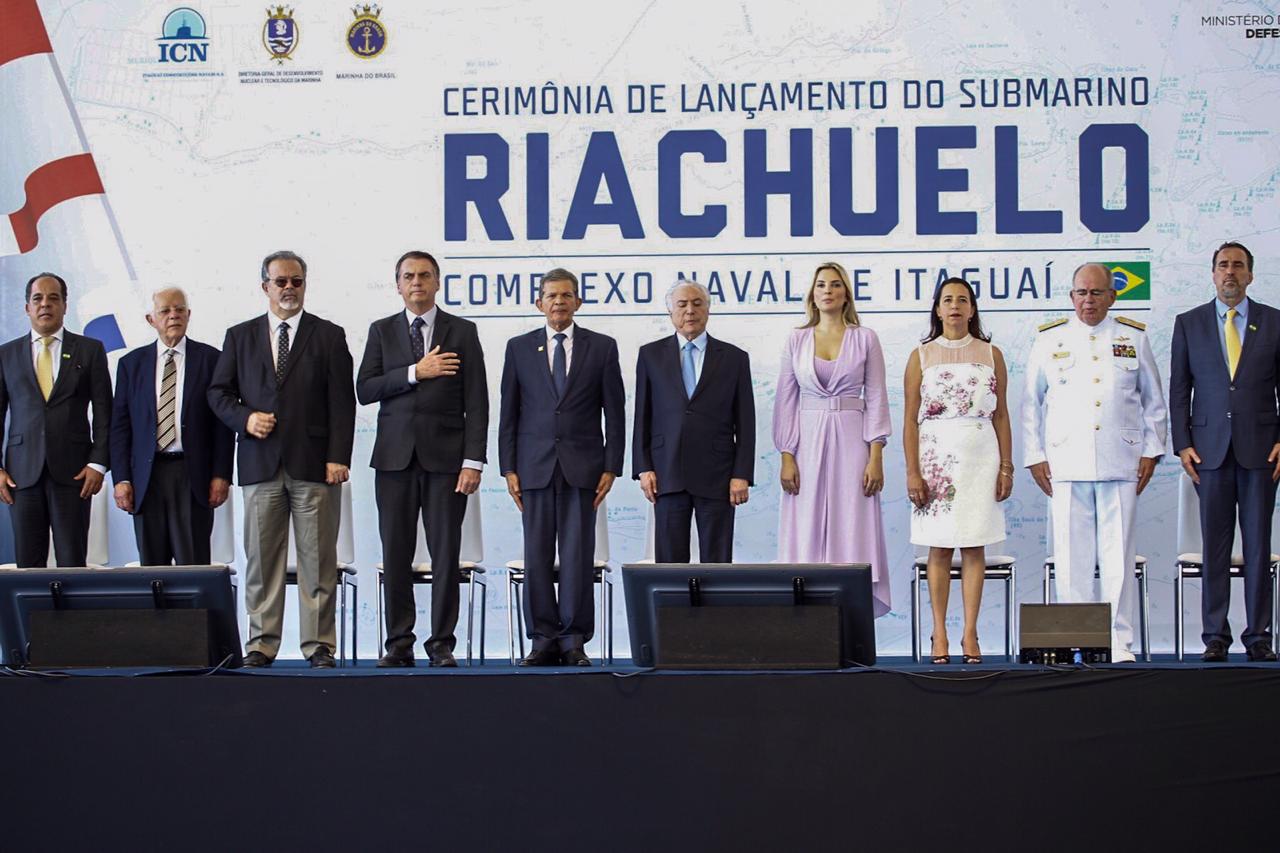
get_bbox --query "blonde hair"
[800,262,860,328]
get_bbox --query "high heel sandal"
[930,638,950,665]
[961,638,982,665]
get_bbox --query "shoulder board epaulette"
[1115,316,1146,331]
[1038,318,1068,332]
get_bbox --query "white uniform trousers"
[1050,480,1138,659]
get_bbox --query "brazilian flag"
[1107,262,1150,300]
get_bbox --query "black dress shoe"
[307,646,336,668]
[519,648,561,667]
[562,648,591,667]
[1202,639,1229,663]
[428,649,458,668]
[376,652,416,668]
[242,650,273,668]
[1246,641,1277,662]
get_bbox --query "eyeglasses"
[1071,289,1111,298]
[268,277,305,288]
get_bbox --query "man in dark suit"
[110,287,234,565]
[208,251,356,668]
[0,273,111,566]
[1171,241,1280,662]
[500,268,625,667]
[633,280,755,563]
[357,250,488,668]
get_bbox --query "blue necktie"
[410,316,425,361]
[682,340,697,397]
[552,332,567,398]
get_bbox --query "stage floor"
[2,660,1276,852]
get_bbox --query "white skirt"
[910,417,1005,548]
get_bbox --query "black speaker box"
[655,604,841,669]
[29,609,212,668]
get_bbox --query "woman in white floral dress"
[903,278,1013,664]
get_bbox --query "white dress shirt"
[545,322,576,374]
[29,327,106,474]
[268,309,303,370]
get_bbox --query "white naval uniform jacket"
[1022,315,1168,482]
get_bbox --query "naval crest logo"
[347,5,387,59]
[263,6,299,63]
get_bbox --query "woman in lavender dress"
[773,262,892,616]
[904,278,1013,664]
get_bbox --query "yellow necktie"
[36,336,54,400]
[1225,308,1242,379]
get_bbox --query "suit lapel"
[257,315,276,382]
[532,328,557,399]
[279,313,313,385]
[428,309,450,352]
[14,335,43,399]
[689,336,721,403]
[46,332,78,403]
[666,336,688,401]
[176,341,195,423]
[144,342,162,428]
[1236,300,1263,378]
[560,326,589,399]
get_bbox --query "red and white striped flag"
[1,0,134,347]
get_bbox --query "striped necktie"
[157,349,178,450]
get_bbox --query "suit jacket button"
[1227,412,1232,419]
[1229,386,1235,391]
[685,409,692,415]
[555,437,561,443]
[555,410,560,416]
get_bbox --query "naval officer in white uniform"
[1023,262,1168,662]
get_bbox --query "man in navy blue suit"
[633,280,755,564]
[1171,241,1280,662]
[111,288,234,565]
[499,269,625,666]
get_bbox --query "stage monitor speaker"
[657,605,840,669]
[30,609,211,668]
[1019,603,1111,664]
[0,566,242,669]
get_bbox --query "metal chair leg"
[1005,568,1015,662]
[607,577,615,665]
[515,577,526,658]
[338,573,348,668]
[1174,567,1185,661]
[911,565,922,663]
[1139,564,1151,662]
[1042,563,1052,604]
[376,573,384,655]
[350,578,358,665]
[479,580,487,664]
[1272,563,1279,655]
[465,575,475,666]
[506,573,517,665]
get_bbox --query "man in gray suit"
[0,273,112,566]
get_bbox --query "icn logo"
[157,7,209,63]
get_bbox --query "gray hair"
[539,268,579,299]
[260,250,307,282]
[664,279,711,311]
[1072,262,1114,289]
[150,286,189,307]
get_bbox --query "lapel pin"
[537,346,544,352]
[62,353,71,359]
[1249,324,1257,331]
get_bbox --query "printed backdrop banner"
[1,0,1277,656]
